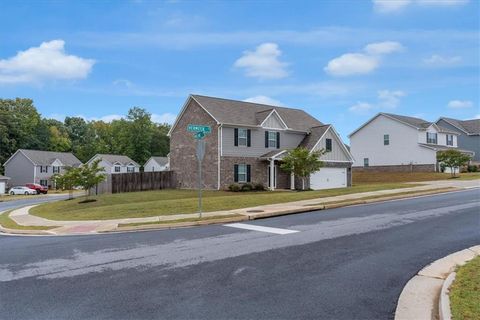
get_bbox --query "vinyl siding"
[144,159,168,172]
[350,114,436,167]
[437,119,479,161]
[222,126,305,157]
[4,152,35,187]
[312,129,350,162]
[262,112,285,129]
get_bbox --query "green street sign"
[194,131,205,140]
[187,124,211,134]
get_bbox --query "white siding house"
[87,154,140,174]
[144,156,169,172]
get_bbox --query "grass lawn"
[30,183,414,221]
[0,211,58,230]
[353,171,480,184]
[449,256,480,320]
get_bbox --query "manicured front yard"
[353,171,480,184]
[0,211,57,230]
[449,256,480,320]
[30,183,413,221]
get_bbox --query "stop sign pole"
[187,124,211,218]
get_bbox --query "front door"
[268,165,277,189]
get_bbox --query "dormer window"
[127,165,135,173]
[427,132,437,144]
[114,165,121,173]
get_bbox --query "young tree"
[437,149,472,177]
[52,167,81,200]
[280,147,325,190]
[77,159,106,200]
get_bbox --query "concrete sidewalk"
[3,179,479,235]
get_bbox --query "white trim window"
[53,166,60,173]
[237,164,247,183]
[238,128,248,146]
[384,134,390,146]
[114,165,121,173]
[268,131,277,148]
[427,132,437,144]
[364,158,369,167]
[446,134,454,146]
[127,165,135,173]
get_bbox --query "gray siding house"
[3,149,82,187]
[169,95,354,190]
[86,154,140,174]
[436,117,480,163]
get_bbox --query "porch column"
[290,172,295,190]
[269,159,275,191]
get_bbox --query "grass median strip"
[30,183,414,221]
[0,211,58,231]
[118,214,244,228]
[353,172,480,184]
[449,256,480,320]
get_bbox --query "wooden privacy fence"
[110,171,177,194]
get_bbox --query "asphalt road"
[0,189,479,320]
[0,194,69,212]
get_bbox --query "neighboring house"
[87,154,140,174]
[349,113,475,172]
[169,94,354,190]
[3,149,82,188]
[0,175,10,194]
[144,156,169,172]
[436,117,480,163]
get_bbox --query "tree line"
[0,98,170,174]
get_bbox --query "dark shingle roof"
[440,117,480,135]
[192,95,323,132]
[19,149,82,167]
[418,143,475,155]
[298,125,331,150]
[382,113,432,129]
[91,154,139,166]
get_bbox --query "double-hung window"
[127,166,135,173]
[384,134,390,146]
[238,129,248,146]
[53,166,60,174]
[114,165,121,173]
[446,134,454,146]
[326,138,332,152]
[237,164,247,183]
[268,132,277,148]
[40,166,48,173]
[364,158,369,167]
[426,132,437,144]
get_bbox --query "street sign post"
[188,124,211,218]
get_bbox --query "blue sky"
[0,0,478,140]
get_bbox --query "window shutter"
[265,131,269,148]
[276,132,280,149]
[247,129,251,147]
[234,128,238,146]
[246,165,251,182]
[234,164,239,182]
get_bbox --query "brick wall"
[170,99,219,189]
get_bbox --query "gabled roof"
[4,149,82,167]
[88,154,140,167]
[190,95,323,132]
[438,117,480,135]
[298,125,331,150]
[146,156,169,166]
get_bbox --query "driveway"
[0,189,479,319]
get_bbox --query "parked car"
[25,183,48,194]
[9,186,37,195]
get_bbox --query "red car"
[25,183,48,194]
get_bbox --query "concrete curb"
[0,186,470,236]
[395,245,479,320]
[439,272,455,320]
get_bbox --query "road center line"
[224,223,299,235]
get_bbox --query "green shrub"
[254,183,265,191]
[228,184,241,192]
[241,183,253,192]
[467,165,478,172]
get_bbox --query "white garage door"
[0,182,5,195]
[310,168,347,190]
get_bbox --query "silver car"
[9,186,37,195]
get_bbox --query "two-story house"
[169,95,353,190]
[86,154,140,174]
[436,117,480,164]
[349,113,475,172]
[3,149,83,188]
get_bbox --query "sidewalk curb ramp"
[394,245,480,320]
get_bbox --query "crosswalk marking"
[224,223,299,235]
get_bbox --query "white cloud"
[113,79,134,88]
[349,89,406,113]
[423,54,462,66]
[234,43,288,79]
[373,0,412,13]
[447,100,473,109]
[0,40,95,84]
[364,41,404,55]
[244,95,283,106]
[373,0,469,13]
[325,41,403,77]
[151,113,177,124]
[474,114,480,119]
